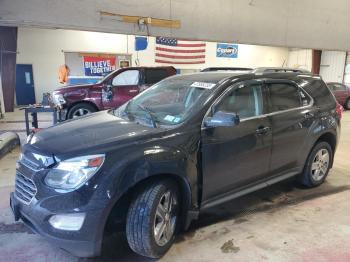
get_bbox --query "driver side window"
[216,84,263,119]
[112,70,140,86]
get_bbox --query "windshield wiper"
[137,104,158,128]
[122,101,158,128]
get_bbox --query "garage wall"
[17,28,289,101]
[17,28,130,102]
[286,49,312,71]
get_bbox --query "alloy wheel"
[72,108,91,118]
[311,148,330,181]
[153,190,177,246]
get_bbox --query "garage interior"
[1,0,350,261]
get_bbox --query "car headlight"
[45,154,105,190]
[26,132,34,144]
[52,92,66,105]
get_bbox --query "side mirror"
[102,84,113,101]
[204,111,240,128]
[104,84,113,90]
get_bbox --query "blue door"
[16,64,36,105]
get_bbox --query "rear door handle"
[256,126,271,135]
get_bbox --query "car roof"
[169,70,318,84]
[200,67,253,72]
[169,72,248,83]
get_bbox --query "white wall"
[17,28,130,102]
[286,49,313,71]
[132,37,289,69]
[17,27,289,101]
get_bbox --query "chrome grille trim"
[20,155,41,171]
[15,172,37,205]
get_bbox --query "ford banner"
[216,43,238,58]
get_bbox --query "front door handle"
[256,126,271,135]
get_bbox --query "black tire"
[298,141,333,187]
[67,103,97,119]
[345,98,350,110]
[126,180,179,258]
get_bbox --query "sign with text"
[216,43,238,58]
[83,56,116,76]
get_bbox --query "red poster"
[83,56,116,76]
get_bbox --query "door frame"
[201,79,268,126]
[15,63,36,106]
[200,79,272,204]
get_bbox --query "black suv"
[10,68,342,258]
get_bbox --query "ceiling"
[1,0,350,50]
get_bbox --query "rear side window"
[145,69,169,85]
[302,79,335,105]
[268,83,301,112]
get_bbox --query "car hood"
[27,111,165,157]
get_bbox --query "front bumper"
[10,192,103,257]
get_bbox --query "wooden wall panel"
[0,26,17,112]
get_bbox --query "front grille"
[20,154,41,171]
[15,172,37,205]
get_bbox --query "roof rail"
[252,67,311,74]
[201,67,253,72]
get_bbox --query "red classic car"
[52,66,177,119]
[327,82,350,110]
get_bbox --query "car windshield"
[114,78,217,127]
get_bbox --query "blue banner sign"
[216,43,238,58]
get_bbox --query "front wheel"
[126,180,179,258]
[298,142,333,187]
[67,103,97,119]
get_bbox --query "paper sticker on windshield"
[191,82,216,89]
[164,115,176,122]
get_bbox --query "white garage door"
[319,51,346,83]
[344,52,350,85]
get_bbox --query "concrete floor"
[1,111,350,261]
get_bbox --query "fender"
[297,111,338,170]
[98,143,199,231]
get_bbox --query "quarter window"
[268,83,301,112]
[216,84,263,119]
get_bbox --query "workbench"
[22,106,63,135]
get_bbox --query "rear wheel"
[126,180,179,258]
[67,103,97,119]
[298,142,333,187]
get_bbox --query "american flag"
[155,37,206,64]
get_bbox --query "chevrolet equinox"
[10,68,342,258]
